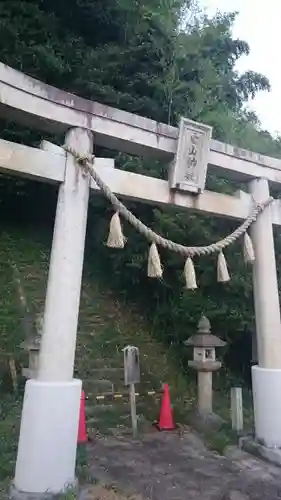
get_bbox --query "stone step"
[83,368,123,377]
[78,316,104,321]
[76,358,122,368]
[84,382,161,397]
[83,374,161,386]
[87,408,160,421]
[86,387,162,399]
[85,394,161,414]
[75,364,122,374]
[86,404,119,414]
[84,379,114,394]
[83,374,158,384]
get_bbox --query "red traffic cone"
[78,390,87,443]
[156,383,176,431]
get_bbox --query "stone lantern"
[20,313,43,379]
[185,315,226,415]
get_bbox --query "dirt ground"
[84,431,281,500]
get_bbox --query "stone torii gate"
[1,63,281,495]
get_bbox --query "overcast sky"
[199,0,281,135]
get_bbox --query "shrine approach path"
[82,430,281,500]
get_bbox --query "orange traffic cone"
[78,390,87,443]
[156,383,176,431]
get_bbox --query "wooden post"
[9,358,18,392]
[129,383,138,438]
[231,387,243,433]
[123,345,140,437]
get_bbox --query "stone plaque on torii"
[0,63,281,496]
[169,117,212,194]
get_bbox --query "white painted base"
[252,366,281,448]
[14,379,82,494]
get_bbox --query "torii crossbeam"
[0,63,281,496]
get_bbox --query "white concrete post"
[249,178,281,447]
[231,387,243,433]
[250,178,281,368]
[39,128,92,381]
[13,128,93,496]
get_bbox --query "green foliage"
[0,394,21,481]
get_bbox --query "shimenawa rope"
[64,146,273,287]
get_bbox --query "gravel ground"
[85,431,281,500]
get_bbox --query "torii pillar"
[250,178,281,448]
[13,128,93,495]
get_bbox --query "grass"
[0,393,22,499]
[0,225,254,497]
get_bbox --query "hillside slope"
[0,224,196,488]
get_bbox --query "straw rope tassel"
[244,232,255,264]
[106,212,126,248]
[147,243,163,278]
[217,251,230,282]
[184,257,197,289]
